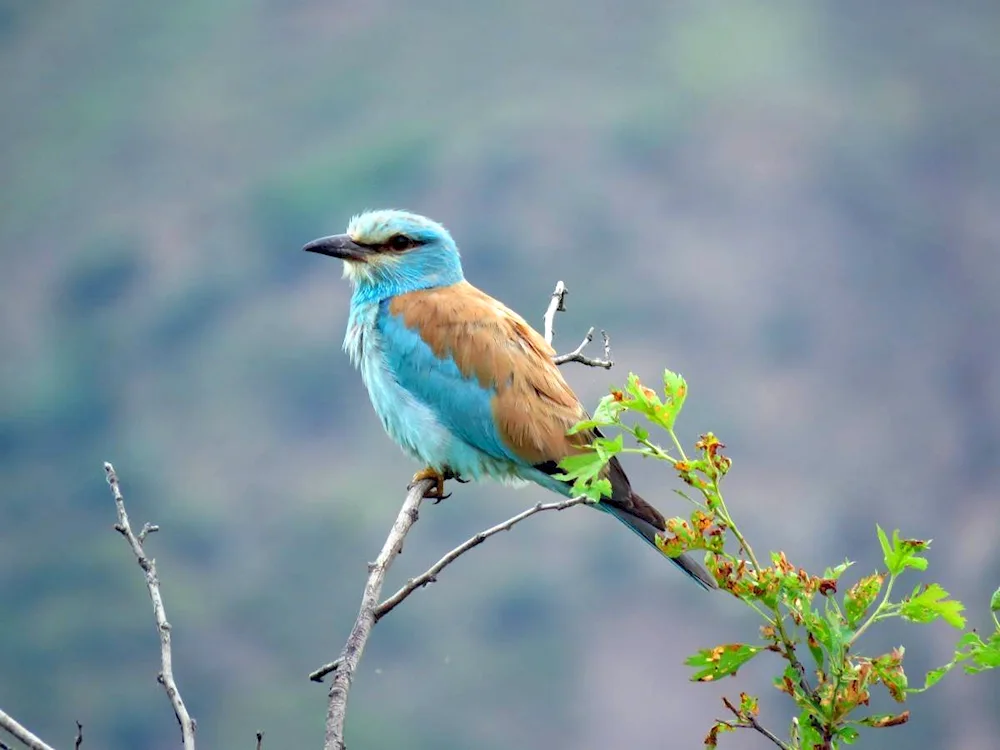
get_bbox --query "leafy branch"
[557,370,1000,750]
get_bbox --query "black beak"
[302,234,372,262]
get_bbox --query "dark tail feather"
[600,457,717,590]
[533,455,717,589]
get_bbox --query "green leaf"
[844,572,885,628]
[959,631,1000,674]
[876,525,892,567]
[824,559,854,580]
[990,586,1000,613]
[586,478,612,501]
[661,369,688,428]
[914,631,1000,691]
[566,419,602,436]
[803,608,833,655]
[876,526,930,576]
[900,584,966,629]
[663,369,687,400]
[591,393,625,424]
[685,644,765,682]
[838,726,860,744]
[593,433,624,462]
[632,423,648,441]
[796,709,823,749]
[553,450,611,500]
[805,629,825,669]
[825,607,852,659]
[554,450,604,479]
[917,663,954,691]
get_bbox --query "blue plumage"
[377,302,523,469]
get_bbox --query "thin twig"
[104,462,196,748]
[374,497,590,622]
[74,721,82,749]
[308,658,342,683]
[542,280,568,345]
[543,281,613,367]
[0,708,57,750]
[324,479,431,750]
[255,731,263,750]
[721,697,790,750]
[553,328,613,369]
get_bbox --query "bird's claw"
[408,467,457,501]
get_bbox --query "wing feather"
[385,281,589,466]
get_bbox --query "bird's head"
[303,210,464,300]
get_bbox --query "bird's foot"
[408,467,462,502]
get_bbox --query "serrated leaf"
[845,572,885,628]
[961,631,1000,673]
[591,393,625,424]
[663,369,687,399]
[876,526,930,575]
[661,369,688,428]
[686,644,764,682]
[554,450,612,501]
[554,450,605,480]
[900,584,966,629]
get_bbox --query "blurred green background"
[2,2,999,748]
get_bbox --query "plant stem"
[848,574,896,647]
[667,429,689,462]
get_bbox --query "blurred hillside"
[1,2,999,748]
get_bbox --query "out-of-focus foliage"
[558,371,1000,748]
[1,2,999,749]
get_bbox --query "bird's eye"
[387,234,411,251]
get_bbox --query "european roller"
[304,210,715,590]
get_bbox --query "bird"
[303,209,716,590]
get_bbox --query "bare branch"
[374,497,589,622]
[255,731,263,750]
[721,697,790,750]
[553,328,613,369]
[103,462,196,748]
[542,281,613,368]
[324,479,431,750]
[74,721,82,750]
[542,280,568,345]
[0,708,57,750]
